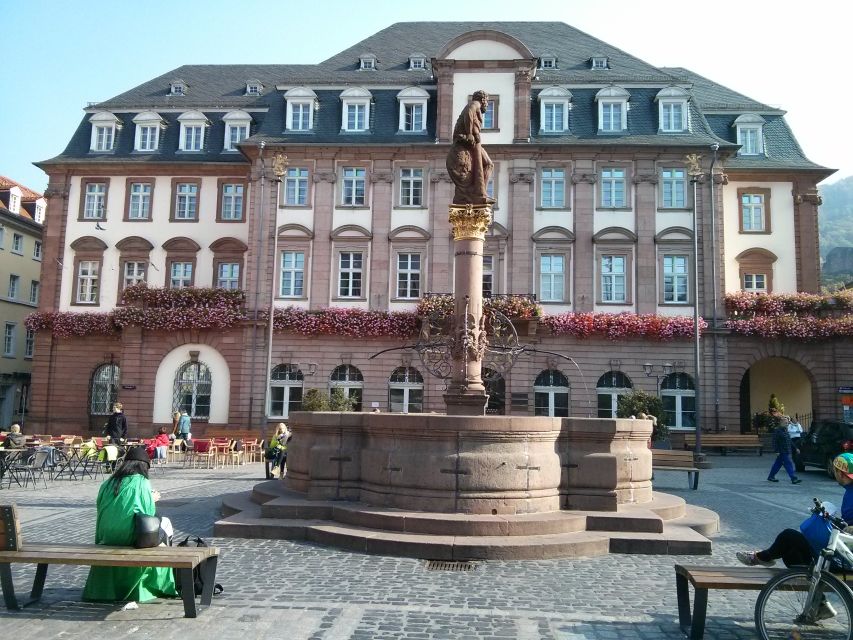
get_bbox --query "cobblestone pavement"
[0,455,841,639]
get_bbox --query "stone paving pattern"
[0,456,838,638]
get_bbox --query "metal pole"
[708,144,720,432]
[692,175,702,456]
[248,142,266,435]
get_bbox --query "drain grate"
[425,560,477,572]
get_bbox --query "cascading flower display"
[724,291,853,340]
[541,312,705,340]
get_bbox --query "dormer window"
[132,111,165,152]
[88,111,121,152]
[222,110,252,151]
[359,54,377,70]
[169,79,187,96]
[655,87,690,133]
[409,54,427,70]
[8,189,20,214]
[734,113,766,156]
[396,87,429,133]
[178,111,210,151]
[284,87,318,131]
[538,87,572,133]
[340,87,372,132]
[246,80,263,96]
[595,86,629,132]
[591,57,609,70]
[539,56,557,69]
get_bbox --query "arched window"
[534,369,570,417]
[269,364,303,419]
[483,368,506,415]
[661,372,696,429]
[388,367,424,413]
[173,361,212,419]
[596,371,633,418]
[330,365,364,411]
[90,363,120,415]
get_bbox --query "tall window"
[389,367,424,413]
[29,280,39,305]
[662,255,689,303]
[743,273,767,292]
[3,323,14,357]
[220,183,244,220]
[290,103,312,131]
[90,363,120,415]
[84,182,106,219]
[482,255,494,298]
[660,169,686,208]
[396,253,421,299]
[542,102,566,133]
[660,102,685,132]
[600,102,623,131]
[600,168,626,207]
[8,274,19,299]
[128,182,152,220]
[93,125,114,151]
[601,255,626,303]
[280,251,305,297]
[169,262,193,289]
[345,103,367,131]
[539,254,565,302]
[741,193,765,232]
[12,233,23,253]
[269,364,303,418]
[24,329,34,358]
[175,183,198,220]
[534,369,570,417]
[540,168,565,208]
[338,252,363,297]
[173,361,212,419]
[123,262,147,289]
[330,364,364,412]
[402,103,424,131]
[596,371,633,418]
[217,263,240,289]
[482,100,496,129]
[661,373,695,429]
[76,261,99,303]
[225,123,249,150]
[739,127,761,155]
[136,125,159,151]
[400,168,423,206]
[182,124,204,151]
[284,168,309,206]
[342,168,366,205]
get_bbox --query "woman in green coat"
[82,446,178,603]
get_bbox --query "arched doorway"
[739,357,813,432]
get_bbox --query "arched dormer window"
[340,88,372,133]
[222,110,252,151]
[655,87,690,133]
[88,111,121,152]
[284,87,318,132]
[733,113,766,156]
[538,87,572,133]
[595,86,629,132]
[178,111,209,152]
[396,87,429,133]
[132,111,165,152]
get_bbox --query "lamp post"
[642,361,674,396]
[685,154,704,457]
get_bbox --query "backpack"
[174,535,223,596]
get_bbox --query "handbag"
[134,513,162,548]
[800,512,832,557]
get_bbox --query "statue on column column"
[446,90,496,206]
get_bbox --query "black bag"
[175,535,223,596]
[134,514,161,548]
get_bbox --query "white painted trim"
[152,343,231,424]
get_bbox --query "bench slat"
[653,465,700,472]
[676,564,853,590]
[0,544,218,568]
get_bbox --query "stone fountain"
[216,92,719,559]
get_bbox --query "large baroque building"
[0,177,45,427]
[29,22,848,436]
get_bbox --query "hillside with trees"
[819,176,853,290]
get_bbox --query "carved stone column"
[443,203,493,416]
[508,164,535,294]
[433,60,455,143]
[309,163,337,308]
[513,67,533,143]
[572,166,597,312]
[633,167,658,314]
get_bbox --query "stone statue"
[446,90,495,206]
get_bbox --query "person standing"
[788,416,805,453]
[176,410,191,441]
[768,415,801,484]
[170,411,181,439]
[105,403,129,444]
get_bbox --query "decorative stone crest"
[571,172,597,184]
[684,154,703,177]
[448,203,493,241]
[369,172,394,184]
[430,171,452,183]
[312,172,336,183]
[712,173,729,185]
[793,190,822,205]
[510,172,535,184]
[631,173,659,185]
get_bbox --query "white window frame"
[539,254,565,302]
[660,168,687,208]
[8,274,19,299]
[482,254,494,298]
[540,168,566,208]
[662,254,689,304]
[288,101,313,131]
[743,273,767,292]
[338,251,364,298]
[399,168,424,207]
[482,99,497,130]
[178,111,209,151]
[245,81,263,96]
[341,167,366,206]
[284,87,318,131]
[279,250,305,298]
[33,240,42,261]
[596,87,629,132]
[8,192,20,213]
[539,56,557,69]
[169,261,193,289]
[89,112,120,152]
[330,365,364,411]
[600,168,626,208]
[538,87,571,134]
[11,233,23,254]
[76,260,99,304]
[3,323,15,357]
[659,100,687,132]
[216,262,240,289]
[596,372,633,419]
[741,193,766,232]
[389,367,424,414]
[29,280,39,304]
[123,261,147,289]
[0,227,4,249]
[128,182,152,220]
[223,111,252,151]
[409,56,426,70]
[601,255,627,303]
[591,57,609,70]
[396,87,429,133]
[133,112,163,152]
[24,328,34,358]
[395,252,421,299]
[83,182,106,219]
[340,87,372,132]
[269,365,304,419]
[534,370,570,417]
[734,113,766,156]
[600,102,624,132]
[220,183,244,221]
[174,183,198,220]
[284,168,309,206]
[661,373,696,429]
[169,80,187,96]
[359,55,376,70]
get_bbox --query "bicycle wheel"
[755,568,853,640]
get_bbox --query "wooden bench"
[652,450,700,490]
[674,564,853,639]
[682,433,763,456]
[0,505,219,618]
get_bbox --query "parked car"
[794,420,853,476]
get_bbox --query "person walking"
[104,403,129,444]
[176,410,191,441]
[768,415,801,484]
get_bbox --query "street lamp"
[642,361,674,395]
[685,153,704,457]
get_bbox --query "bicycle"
[755,498,853,639]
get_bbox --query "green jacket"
[82,474,177,602]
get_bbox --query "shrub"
[329,388,356,412]
[616,390,668,441]
[301,389,330,412]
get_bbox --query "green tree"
[301,388,330,411]
[329,388,356,412]
[768,393,785,414]
[616,390,668,441]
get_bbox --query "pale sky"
[3,0,850,193]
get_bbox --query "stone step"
[674,504,721,537]
[608,524,712,555]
